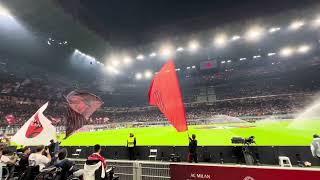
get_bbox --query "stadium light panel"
[280,47,294,57]
[144,70,153,79]
[227,60,232,63]
[245,26,264,42]
[135,73,142,80]
[268,52,276,57]
[188,41,199,52]
[231,35,241,41]
[214,34,228,47]
[297,45,311,54]
[289,20,304,30]
[136,54,145,60]
[186,66,191,70]
[240,58,247,61]
[221,61,226,64]
[269,27,281,33]
[176,68,181,71]
[149,52,157,57]
[191,65,196,69]
[176,47,184,52]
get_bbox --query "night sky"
[58,0,320,47]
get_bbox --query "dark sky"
[59,0,320,47]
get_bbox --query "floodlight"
[176,47,184,52]
[214,34,228,47]
[188,41,199,52]
[268,52,276,57]
[240,58,247,61]
[269,27,281,33]
[231,35,241,41]
[144,70,153,79]
[280,47,294,57]
[136,54,144,60]
[221,61,226,64]
[135,73,142,80]
[289,20,304,30]
[123,57,132,65]
[297,45,311,54]
[245,26,264,41]
[111,60,120,66]
[149,52,157,57]
[227,60,232,63]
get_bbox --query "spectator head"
[36,145,45,153]
[58,149,68,160]
[2,149,14,156]
[130,133,134,137]
[22,146,31,155]
[94,144,101,153]
[50,139,54,144]
[192,134,196,140]
[314,134,319,138]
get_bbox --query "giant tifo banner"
[170,164,320,180]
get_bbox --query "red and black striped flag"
[65,90,103,138]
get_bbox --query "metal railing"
[73,159,170,180]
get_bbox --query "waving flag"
[65,90,103,138]
[148,60,188,132]
[11,102,57,146]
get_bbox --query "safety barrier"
[73,159,170,180]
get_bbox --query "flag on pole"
[65,90,103,138]
[11,102,57,146]
[148,60,188,132]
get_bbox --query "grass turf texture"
[60,120,320,146]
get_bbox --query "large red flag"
[148,60,188,132]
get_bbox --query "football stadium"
[2,0,320,179]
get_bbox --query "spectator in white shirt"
[28,145,51,171]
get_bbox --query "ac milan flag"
[65,90,103,138]
[11,102,57,146]
[148,60,188,132]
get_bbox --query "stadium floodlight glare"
[312,16,320,27]
[214,34,228,47]
[106,65,119,74]
[186,66,191,70]
[191,65,196,69]
[160,47,172,57]
[221,61,226,64]
[231,35,241,41]
[111,60,120,67]
[144,70,153,79]
[289,20,304,30]
[269,27,281,33]
[176,47,184,52]
[0,5,12,18]
[245,26,264,42]
[176,68,181,71]
[280,47,294,57]
[268,52,276,57]
[227,60,232,63]
[63,41,68,44]
[188,40,199,52]
[297,45,311,54]
[136,54,144,60]
[135,73,142,80]
[123,57,132,65]
[240,58,247,61]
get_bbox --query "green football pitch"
[60,119,320,146]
